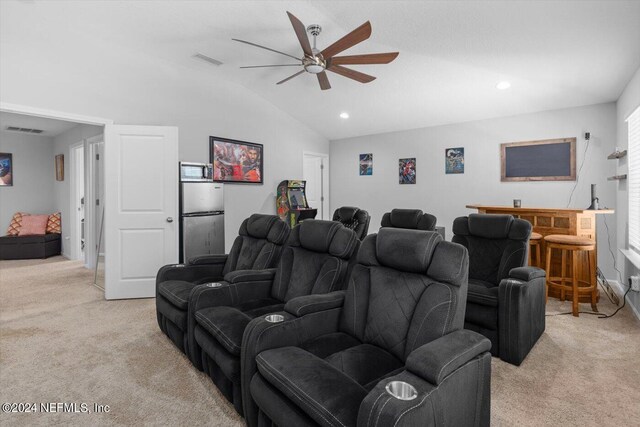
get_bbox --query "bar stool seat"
[529,232,542,267]
[544,234,597,317]
[544,234,595,246]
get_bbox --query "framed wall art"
[359,153,372,176]
[210,136,263,184]
[399,158,416,184]
[55,154,64,181]
[445,147,464,174]
[0,153,13,186]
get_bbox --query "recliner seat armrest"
[156,262,225,287]
[188,254,229,265]
[241,305,345,427]
[406,330,491,385]
[508,266,546,282]
[224,268,277,284]
[189,280,273,313]
[284,291,345,316]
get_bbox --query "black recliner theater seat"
[380,208,446,238]
[189,220,360,415]
[241,228,492,427]
[332,206,371,240]
[453,214,546,366]
[155,214,289,355]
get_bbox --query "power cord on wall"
[549,206,630,318]
[566,132,591,208]
[549,133,630,318]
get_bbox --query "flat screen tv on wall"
[210,136,263,184]
[501,137,576,182]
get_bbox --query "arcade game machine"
[276,180,318,228]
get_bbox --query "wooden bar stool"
[544,234,597,317]
[529,232,542,267]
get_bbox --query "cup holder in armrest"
[385,381,418,401]
[265,314,284,323]
[205,282,224,288]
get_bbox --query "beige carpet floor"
[1,256,639,426]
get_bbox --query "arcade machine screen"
[289,189,305,208]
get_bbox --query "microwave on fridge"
[180,162,213,182]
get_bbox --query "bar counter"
[466,205,614,302]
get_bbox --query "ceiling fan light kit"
[234,11,399,90]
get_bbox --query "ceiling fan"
[233,11,399,90]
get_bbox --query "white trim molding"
[609,279,640,320]
[0,102,114,125]
[620,248,640,270]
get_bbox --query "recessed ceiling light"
[496,81,511,90]
[340,112,349,119]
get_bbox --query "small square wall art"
[0,152,13,186]
[445,147,464,174]
[359,153,372,176]
[399,158,416,184]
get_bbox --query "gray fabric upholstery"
[453,214,546,365]
[189,220,360,415]
[358,355,491,427]
[375,228,440,273]
[224,269,277,284]
[224,214,290,275]
[155,214,289,356]
[244,229,492,427]
[380,208,437,231]
[284,291,346,317]
[332,206,371,240]
[271,220,359,302]
[406,330,491,385]
[158,280,193,310]
[257,347,368,427]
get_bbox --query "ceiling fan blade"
[330,52,399,65]
[317,71,331,90]
[327,64,376,83]
[276,70,305,85]
[240,64,301,69]
[321,21,372,59]
[287,11,313,57]
[232,38,301,61]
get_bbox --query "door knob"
[166,217,174,223]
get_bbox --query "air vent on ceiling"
[5,126,44,134]
[193,53,223,66]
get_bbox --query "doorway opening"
[303,152,329,220]
[0,103,111,291]
[70,142,85,261]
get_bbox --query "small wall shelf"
[607,174,627,181]
[607,150,627,159]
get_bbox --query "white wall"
[0,132,55,230]
[0,24,329,253]
[331,103,618,279]
[615,65,640,315]
[53,124,103,257]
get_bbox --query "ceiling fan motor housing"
[303,55,325,74]
[306,24,322,37]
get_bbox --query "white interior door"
[104,125,178,299]
[303,152,329,220]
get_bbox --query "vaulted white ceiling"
[2,0,639,140]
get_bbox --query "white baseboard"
[608,278,640,320]
[62,252,71,260]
